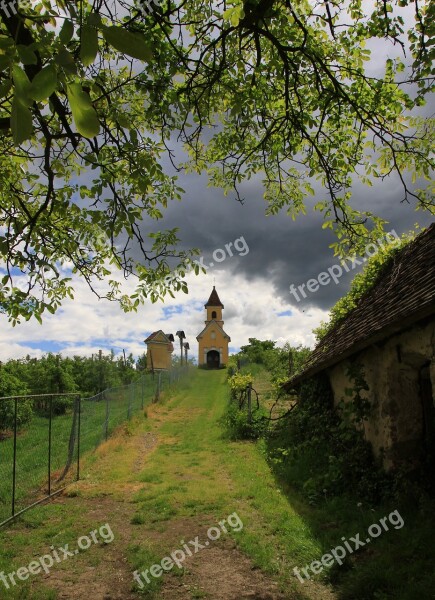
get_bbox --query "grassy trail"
[0,369,334,600]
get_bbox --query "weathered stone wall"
[327,317,435,470]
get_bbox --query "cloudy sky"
[0,164,433,364]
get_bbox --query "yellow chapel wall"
[146,342,172,370]
[198,326,229,366]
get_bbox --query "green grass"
[0,368,433,600]
[0,371,172,524]
[125,370,321,595]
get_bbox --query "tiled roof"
[205,286,224,308]
[144,330,170,344]
[144,331,159,342]
[284,223,435,388]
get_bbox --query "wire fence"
[0,366,188,527]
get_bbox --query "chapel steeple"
[204,286,224,324]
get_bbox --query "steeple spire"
[205,286,224,308]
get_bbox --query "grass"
[0,371,165,523]
[0,367,433,600]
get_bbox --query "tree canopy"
[0,0,433,322]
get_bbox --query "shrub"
[0,399,33,431]
[227,355,238,378]
[221,401,268,440]
[0,371,32,431]
[228,372,253,400]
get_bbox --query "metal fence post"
[48,396,52,495]
[77,396,81,481]
[141,376,144,409]
[12,397,17,517]
[105,391,109,441]
[128,383,133,419]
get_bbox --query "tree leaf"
[80,24,99,67]
[101,26,152,62]
[12,65,32,107]
[66,82,100,138]
[0,79,12,98]
[29,64,57,101]
[0,36,14,50]
[87,12,102,27]
[17,45,37,65]
[59,19,74,45]
[0,55,10,72]
[11,97,33,144]
[55,47,77,75]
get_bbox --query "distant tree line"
[0,350,147,432]
[0,350,148,397]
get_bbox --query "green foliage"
[221,399,268,440]
[0,1,433,322]
[340,362,371,428]
[0,350,140,399]
[238,338,311,385]
[180,0,434,253]
[0,398,33,432]
[228,371,253,399]
[33,395,74,417]
[0,2,200,324]
[0,349,143,427]
[0,370,31,430]
[239,338,276,363]
[226,355,238,378]
[101,26,153,62]
[267,374,392,505]
[314,228,421,341]
[66,82,100,138]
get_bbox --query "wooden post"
[154,371,161,403]
[150,350,155,376]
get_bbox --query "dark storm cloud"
[130,25,434,315]
[138,167,434,312]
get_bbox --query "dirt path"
[45,436,291,600]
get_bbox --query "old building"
[284,224,435,470]
[197,287,230,368]
[144,331,174,371]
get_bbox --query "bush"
[0,398,33,431]
[0,370,32,431]
[226,355,238,378]
[228,372,253,400]
[221,401,268,440]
